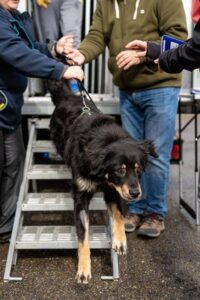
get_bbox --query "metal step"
[15,226,111,249]
[34,118,50,129]
[32,140,56,153]
[23,193,106,211]
[27,165,71,179]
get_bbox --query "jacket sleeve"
[147,42,161,60]
[33,41,52,57]
[159,21,200,73]
[78,0,105,62]
[157,0,188,41]
[0,19,66,80]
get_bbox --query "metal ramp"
[4,118,119,282]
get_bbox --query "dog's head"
[46,79,72,106]
[88,138,158,201]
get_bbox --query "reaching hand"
[63,48,85,65]
[62,66,84,81]
[36,0,52,8]
[126,40,147,53]
[116,50,141,70]
[56,35,74,55]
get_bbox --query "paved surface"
[0,115,200,300]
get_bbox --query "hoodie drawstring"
[115,0,141,20]
[133,0,140,20]
[114,0,120,19]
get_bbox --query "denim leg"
[0,125,25,234]
[120,88,179,216]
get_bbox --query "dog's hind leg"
[104,189,127,255]
[73,190,92,284]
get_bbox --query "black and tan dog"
[48,80,158,284]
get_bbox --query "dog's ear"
[87,148,107,178]
[142,140,158,158]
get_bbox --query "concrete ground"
[0,115,200,300]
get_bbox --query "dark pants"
[0,125,25,235]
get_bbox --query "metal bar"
[178,100,183,206]
[180,198,196,219]
[194,99,199,225]
[180,115,195,132]
[101,217,119,280]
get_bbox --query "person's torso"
[99,0,188,90]
[0,7,34,129]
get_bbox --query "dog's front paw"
[112,237,127,255]
[76,267,92,284]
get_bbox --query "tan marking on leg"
[76,177,96,192]
[76,219,91,284]
[109,203,127,255]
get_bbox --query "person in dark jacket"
[0,0,84,242]
[118,1,200,73]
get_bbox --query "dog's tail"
[46,79,71,106]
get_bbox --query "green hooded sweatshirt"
[79,0,188,91]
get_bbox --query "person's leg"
[0,125,25,237]
[37,0,60,42]
[0,129,3,184]
[135,87,179,237]
[60,0,83,48]
[60,0,83,95]
[139,87,179,216]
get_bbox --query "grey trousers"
[0,125,25,235]
[37,0,83,47]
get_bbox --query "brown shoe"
[124,213,142,233]
[137,213,165,238]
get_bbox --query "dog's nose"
[129,188,140,199]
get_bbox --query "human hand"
[36,0,51,8]
[56,35,74,55]
[64,49,85,65]
[116,50,141,70]
[125,40,147,59]
[62,66,84,81]
[126,40,147,52]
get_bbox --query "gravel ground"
[0,115,200,300]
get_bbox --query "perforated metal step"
[27,165,71,179]
[23,193,106,211]
[16,226,111,249]
[34,118,50,129]
[32,140,56,153]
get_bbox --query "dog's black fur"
[48,80,158,283]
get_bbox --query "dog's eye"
[115,167,126,177]
[134,163,142,175]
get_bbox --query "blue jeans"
[120,87,180,217]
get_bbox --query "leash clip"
[80,105,91,116]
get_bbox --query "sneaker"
[124,213,142,233]
[137,213,165,238]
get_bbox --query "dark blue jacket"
[0,6,66,130]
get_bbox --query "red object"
[192,0,200,24]
[171,143,181,161]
